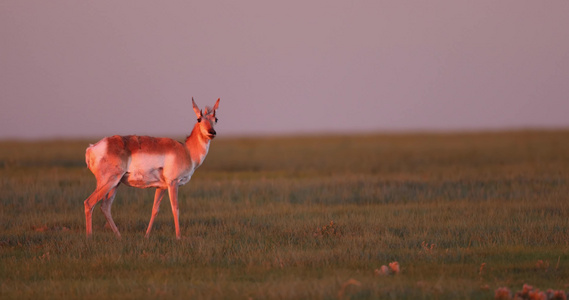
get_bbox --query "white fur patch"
[91,139,108,158]
[122,153,169,188]
[86,138,108,168]
[127,153,166,173]
[197,142,210,167]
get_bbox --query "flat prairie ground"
[1,130,568,299]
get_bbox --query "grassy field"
[1,130,568,299]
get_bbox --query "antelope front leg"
[145,188,166,238]
[167,183,181,239]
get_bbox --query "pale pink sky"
[1,1,568,139]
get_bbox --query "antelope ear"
[192,98,202,118]
[212,98,220,111]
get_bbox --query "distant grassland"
[1,130,568,299]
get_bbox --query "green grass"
[1,130,569,299]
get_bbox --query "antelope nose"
[209,129,216,136]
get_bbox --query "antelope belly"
[121,154,167,188]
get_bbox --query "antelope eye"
[215,118,218,123]
[197,117,202,122]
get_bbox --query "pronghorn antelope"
[84,98,220,239]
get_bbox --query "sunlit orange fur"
[84,98,219,239]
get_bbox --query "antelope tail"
[85,144,94,169]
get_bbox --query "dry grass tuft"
[495,287,512,300]
[535,260,550,271]
[313,221,341,238]
[375,261,400,276]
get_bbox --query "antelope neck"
[185,123,211,167]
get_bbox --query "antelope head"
[192,98,220,139]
